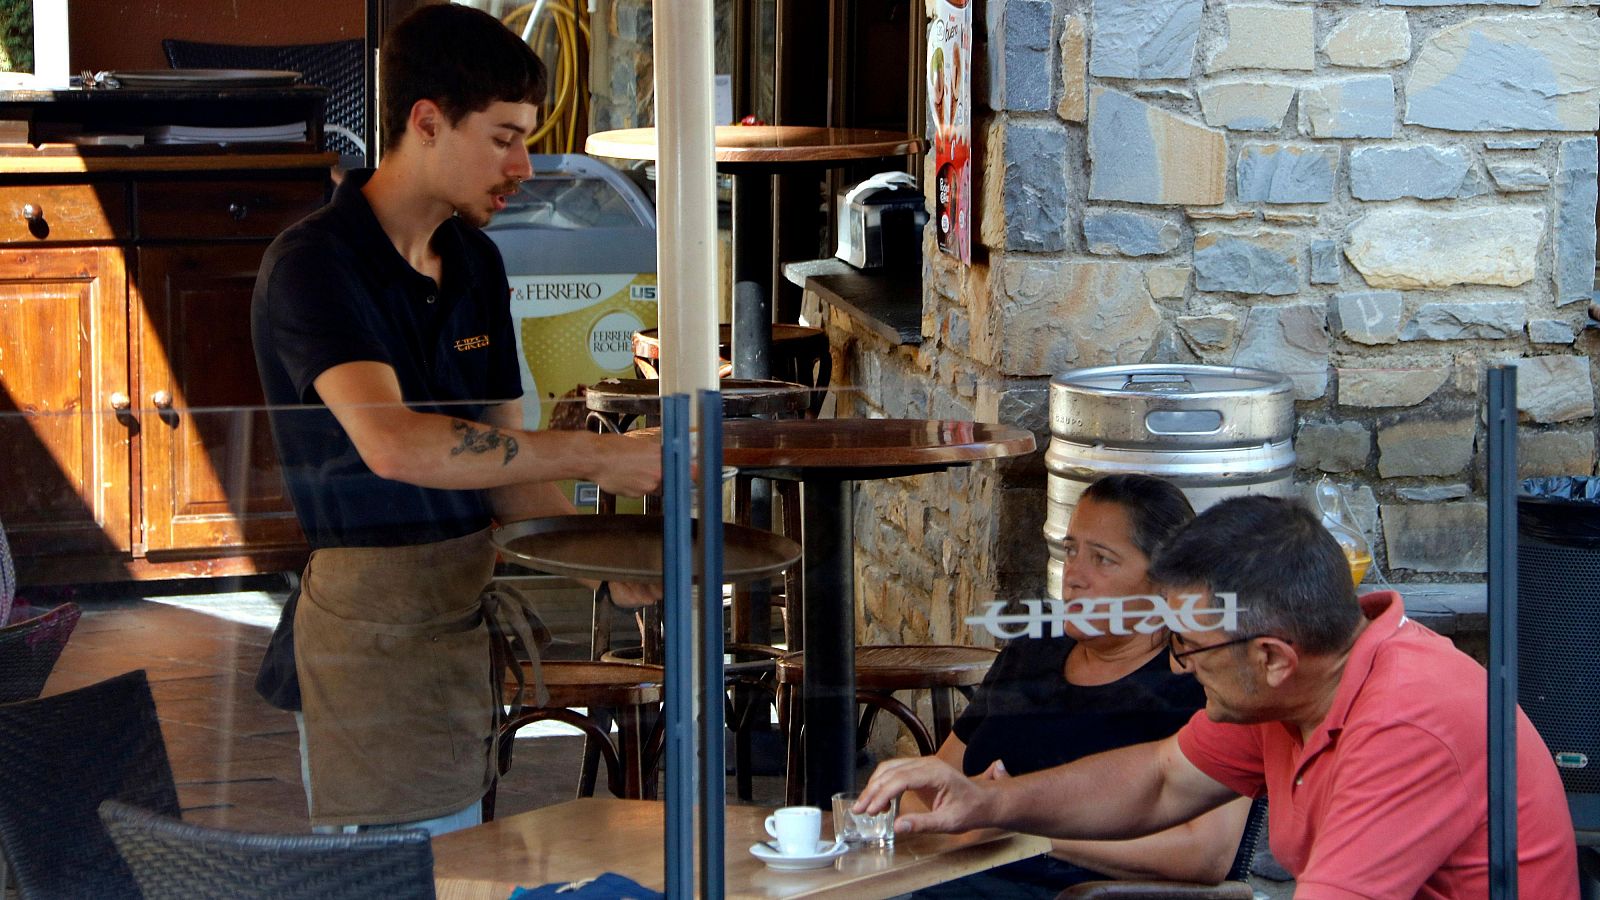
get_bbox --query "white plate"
[749,839,849,870]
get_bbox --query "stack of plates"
[148,122,308,145]
[110,69,300,90]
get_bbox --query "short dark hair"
[1079,474,1195,561]
[1149,495,1362,654]
[379,4,548,149]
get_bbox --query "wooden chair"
[99,799,436,900]
[489,659,665,815]
[1056,796,1270,900]
[776,644,998,805]
[0,670,180,898]
[631,324,833,417]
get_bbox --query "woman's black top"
[953,637,1206,777]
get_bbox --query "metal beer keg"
[1045,364,1297,600]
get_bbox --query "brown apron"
[294,528,549,827]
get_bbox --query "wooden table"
[432,798,1049,899]
[637,418,1037,805]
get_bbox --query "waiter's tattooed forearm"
[449,420,519,465]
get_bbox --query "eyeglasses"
[1168,632,1283,669]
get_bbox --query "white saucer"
[749,839,849,870]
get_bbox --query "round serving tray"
[494,514,800,585]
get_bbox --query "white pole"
[652,0,721,405]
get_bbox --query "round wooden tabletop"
[585,125,926,166]
[635,418,1037,471]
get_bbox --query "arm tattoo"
[449,419,519,466]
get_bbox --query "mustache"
[493,181,523,195]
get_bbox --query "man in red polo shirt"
[856,496,1578,898]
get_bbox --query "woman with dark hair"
[903,474,1251,897]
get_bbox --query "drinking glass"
[832,791,896,848]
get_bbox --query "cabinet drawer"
[0,183,131,242]
[135,179,326,240]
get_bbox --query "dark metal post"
[731,195,773,380]
[697,391,726,899]
[1487,365,1519,900]
[661,393,695,898]
[802,477,856,806]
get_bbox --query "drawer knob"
[20,203,42,222]
[109,391,131,411]
[228,202,249,221]
[150,390,174,410]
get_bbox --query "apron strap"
[482,581,554,752]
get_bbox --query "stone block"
[1518,430,1597,478]
[1528,319,1577,345]
[1089,0,1202,79]
[1236,143,1337,204]
[1382,503,1487,574]
[986,0,1054,113]
[1486,138,1543,151]
[1176,314,1238,352]
[1145,266,1191,299]
[1300,76,1396,138]
[1198,82,1295,132]
[1230,303,1330,400]
[1083,209,1181,257]
[1207,5,1314,73]
[1135,88,1193,103]
[981,257,1162,376]
[1348,145,1475,200]
[1514,356,1595,423]
[1405,17,1600,132]
[1400,301,1526,341]
[1330,291,1403,344]
[1001,120,1071,252]
[1265,212,1319,227]
[1337,367,1450,407]
[1487,163,1550,193]
[1193,230,1300,296]
[1059,15,1087,123]
[1377,414,1476,477]
[1186,208,1256,221]
[1088,89,1227,206]
[1309,240,1341,285]
[1396,484,1469,501]
[1555,137,1600,306]
[1323,10,1412,68]
[1345,207,1544,290]
[1295,421,1371,472]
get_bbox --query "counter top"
[783,258,922,346]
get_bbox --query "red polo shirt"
[1177,592,1577,899]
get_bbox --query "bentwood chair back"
[0,602,82,703]
[1056,795,1270,900]
[0,670,180,898]
[99,800,437,900]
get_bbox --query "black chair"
[0,513,14,626]
[0,602,82,704]
[99,800,436,900]
[1057,795,1270,899]
[0,670,180,898]
[162,37,367,163]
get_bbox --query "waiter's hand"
[608,581,662,608]
[588,432,662,498]
[854,756,1000,836]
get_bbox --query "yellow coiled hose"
[502,0,591,155]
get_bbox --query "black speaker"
[1518,488,1600,831]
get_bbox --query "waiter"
[251,4,660,835]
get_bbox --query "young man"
[856,496,1579,898]
[251,4,659,834]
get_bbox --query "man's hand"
[608,581,662,608]
[853,757,1000,836]
[587,432,662,498]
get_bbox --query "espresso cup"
[764,805,822,856]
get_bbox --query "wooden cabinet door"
[0,246,132,558]
[134,243,303,553]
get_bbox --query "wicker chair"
[99,800,436,900]
[162,37,367,162]
[1055,795,1270,900]
[0,670,180,898]
[0,513,14,627]
[0,602,82,704]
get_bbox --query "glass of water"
[832,791,897,848]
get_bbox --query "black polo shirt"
[252,169,524,550]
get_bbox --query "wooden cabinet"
[0,159,331,585]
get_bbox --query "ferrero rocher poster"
[929,0,971,263]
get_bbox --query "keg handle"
[1122,373,1193,393]
[1144,409,1223,435]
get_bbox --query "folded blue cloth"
[509,873,664,900]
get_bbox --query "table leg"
[732,172,773,380]
[801,476,856,807]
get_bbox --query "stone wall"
[814,0,1600,643]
